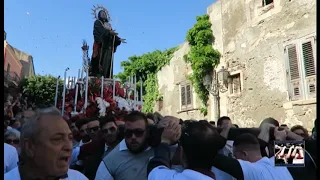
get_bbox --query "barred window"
[229,73,241,95]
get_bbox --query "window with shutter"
[186,85,192,105]
[181,86,186,107]
[180,83,193,110]
[301,40,316,98]
[287,45,302,100]
[285,35,316,101]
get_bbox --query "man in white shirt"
[233,133,293,180]
[147,120,227,180]
[5,107,87,180]
[211,126,293,180]
[4,143,19,173]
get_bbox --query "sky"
[4,0,215,78]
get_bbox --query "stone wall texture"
[157,0,316,130]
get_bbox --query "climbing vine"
[184,14,221,115]
[116,47,177,112]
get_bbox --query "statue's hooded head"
[98,10,108,22]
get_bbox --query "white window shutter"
[180,85,186,108]
[301,40,316,98]
[286,45,302,100]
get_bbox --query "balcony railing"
[4,71,20,86]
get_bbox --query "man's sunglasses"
[124,129,145,138]
[6,139,20,144]
[85,126,100,133]
[102,127,116,134]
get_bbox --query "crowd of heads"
[3,93,317,179]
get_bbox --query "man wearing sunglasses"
[95,112,179,180]
[86,118,101,140]
[80,116,120,180]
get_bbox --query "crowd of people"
[3,94,317,180]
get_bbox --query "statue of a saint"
[90,6,126,78]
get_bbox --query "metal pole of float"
[54,75,60,107]
[84,69,89,109]
[82,41,89,109]
[74,83,79,112]
[62,67,70,116]
[101,76,104,98]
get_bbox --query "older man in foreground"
[4,107,88,180]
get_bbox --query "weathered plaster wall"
[156,43,208,120]
[209,0,316,129]
[156,0,316,129]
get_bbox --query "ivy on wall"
[116,47,177,112]
[184,14,221,115]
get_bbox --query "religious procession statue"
[90,5,126,79]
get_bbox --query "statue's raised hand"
[120,38,127,43]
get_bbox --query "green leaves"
[116,47,178,112]
[20,75,63,106]
[185,14,221,115]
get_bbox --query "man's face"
[219,119,231,128]
[86,120,100,139]
[5,135,20,150]
[29,115,73,176]
[101,121,118,145]
[70,122,79,137]
[124,119,148,153]
[79,124,87,138]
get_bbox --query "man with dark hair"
[147,120,225,179]
[211,126,293,180]
[95,112,177,180]
[70,118,91,171]
[217,116,232,128]
[86,117,100,140]
[233,133,264,162]
[80,115,119,180]
[280,124,289,131]
[209,121,216,127]
[99,115,119,156]
[75,118,91,146]
[259,117,280,128]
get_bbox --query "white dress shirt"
[238,156,293,180]
[95,140,152,180]
[148,166,214,180]
[4,167,88,180]
[4,143,19,174]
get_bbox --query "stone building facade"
[156,0,316,130]
[13,47,36,78]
